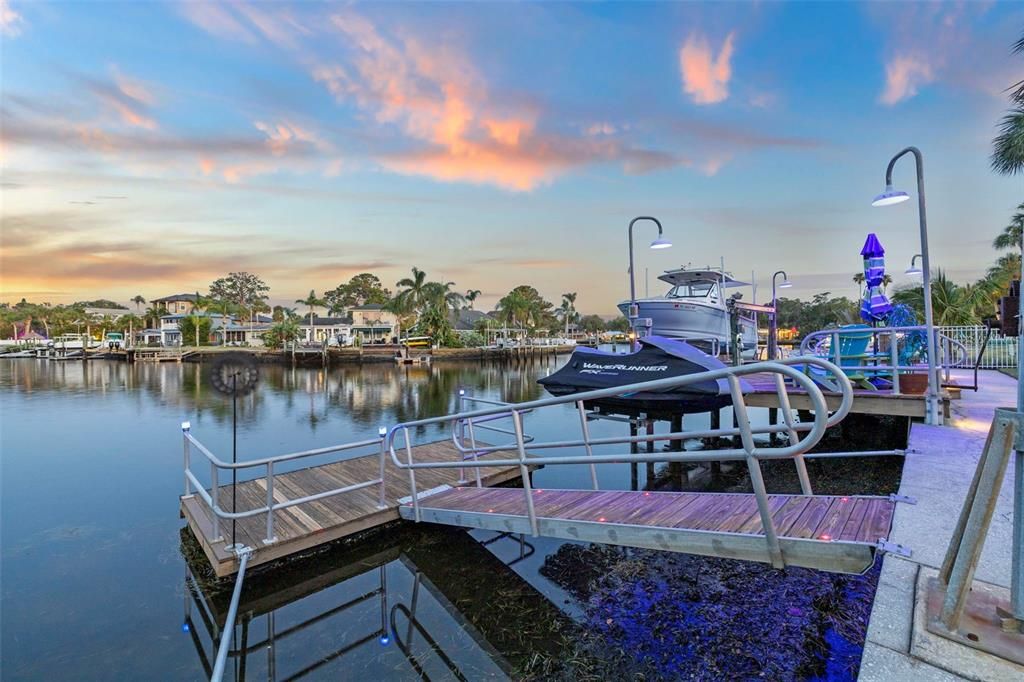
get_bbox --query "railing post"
[404,428,420,522]
[263,461,277,544]
[832,330,842,369]
[576,400,599,490]
[773,374,812,495]
[210,460,222,542]
[510,409,539,536]
[377,426,387,509]
[465,418,483,488]
[182,421,192,497]
[457,390,467,484]
[890,330,901,395]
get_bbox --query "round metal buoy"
[210,353,259,395]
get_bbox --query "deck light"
[379,634,390,646]
[871,185,910,207]
[628,216,670,350]
[770,271,793,360]
[874,147,938,426]
[182,622,190,633]
[905,254,923,276]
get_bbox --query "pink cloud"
[0,0,25,37]
[679,32,736,105]
[879,54,936,105]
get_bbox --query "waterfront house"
[222,323,274,346]
[151,293,200,315]
[84,306,131,320]
[160,312,233,346]
[349,304,396,343]
[298,316,353,346]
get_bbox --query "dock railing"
[387,357,853,568]
[181,425,389,547]
[799,325,970,394]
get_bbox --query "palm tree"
[144,303,166,330]
[295,290,325,343]
[465,289,481,310]
[557,292,578,336]
[992,203,1024,251]
[893,270,997,326]
[394,267,429,315]
[131,295,146,312]
[852,272,893,292]
[991,32,1024,175]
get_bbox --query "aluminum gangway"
[388,356,914,576]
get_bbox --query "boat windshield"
[667,282,717,298]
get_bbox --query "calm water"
[1,355,857,681]
[1,354,711,680]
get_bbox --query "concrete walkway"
[859,370,1022,681]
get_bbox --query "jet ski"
[538,336,750,414]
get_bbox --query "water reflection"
[182,525,569,681]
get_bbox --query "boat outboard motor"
[538,335,751,414]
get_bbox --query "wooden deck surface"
[181,440,530,577]
[413,487,895,544]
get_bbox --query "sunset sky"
[1,1,1022,314]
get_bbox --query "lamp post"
[905,254,923,276]
[627,216,671,350]
[770,270,792,360]
[872,147,940,425]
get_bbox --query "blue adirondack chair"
[805,325,878,391]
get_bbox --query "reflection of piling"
[669,415,683,488]
[645,418,655,485]
[629,418,639,491]
[768,407,779,446]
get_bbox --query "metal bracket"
[888,493,917,504]
[1000,408,1024,450]
[877,538,913,558]
[398,484,451,505]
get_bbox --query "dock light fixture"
[905,254,923,276]
[628,216,670,350]
[872,146,938,426]
[871,185,911,207]
[769,271,792,360]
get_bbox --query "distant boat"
[617,267,757,355]
[538,336,750,413]
[48,334,100,350]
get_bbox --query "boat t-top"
[617,267,758,355]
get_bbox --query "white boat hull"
[617,299,757,353]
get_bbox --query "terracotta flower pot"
[899,372,929,395]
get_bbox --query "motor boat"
[538,336,750,414]
[617,267,758,356]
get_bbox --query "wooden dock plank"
[415,488,894,545]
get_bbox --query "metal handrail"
[386,357,852,568]
[182,423,389,546]
[798,323,966,387]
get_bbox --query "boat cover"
[538,336,752,414]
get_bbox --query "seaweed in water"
[536,544,881,681]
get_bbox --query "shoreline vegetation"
[4,201,1021,350]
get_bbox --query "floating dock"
[181,440,532,577]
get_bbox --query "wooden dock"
[405,487,899,574]
[181,440,532,577]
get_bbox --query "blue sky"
[1,1,1021,314]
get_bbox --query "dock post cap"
[458,388,465,395]
[181,421,191,431]
[378,426,387,437]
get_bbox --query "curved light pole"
[905,254,923,276]
[770,270,792,360]
[872,147,939,425]
[627,216,671,350]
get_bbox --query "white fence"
[938,326,1018,369]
